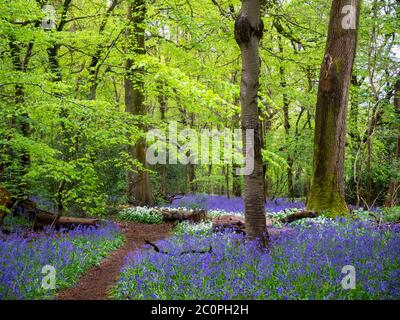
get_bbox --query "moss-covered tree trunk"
[125,0,153,206]
[234,0,268,245]
[384,76,400,207]
[307,0,361,215]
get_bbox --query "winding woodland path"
[57,222,172,300]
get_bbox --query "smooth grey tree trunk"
[234,0,268,245]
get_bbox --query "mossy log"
[155,208,206,223]
[212,215,246,233]
[33,211,99,230]
[0,186,99,230]
[212,211,318,234]
[279,210,317,224]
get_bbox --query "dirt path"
[57,222,171,300]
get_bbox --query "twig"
[144,240,213,256]
[180,246,213,255]
[144,240,169,254]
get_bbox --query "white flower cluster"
[156,206,196,213]
[118,206,163,224]
[207,209,243,218]
[173,221,213,237]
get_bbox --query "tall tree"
[157,81,167,198]
[234,0,268,245]
[307,0,361,215]
[44,0,72,220]
[87,0,119,100]
[278,38,294,199]
[8,20,39,201]
[125,0,153,206]
[385,75,400,207]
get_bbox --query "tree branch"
[144,240,213,256]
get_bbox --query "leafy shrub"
[352,207,400,223]
[2,215,32,231]
[380,206,400,222]
[118,207,163,224]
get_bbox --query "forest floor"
[57,222,172,300]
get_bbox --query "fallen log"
[13,200,100,230]
[155,208,206,223]
[279,210,317,224]
[0,186,100,230]
[212,215,246,234]
[33,211,100,230]
[212,211,318,234]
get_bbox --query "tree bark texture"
[125,0,153,206]
[385,76,400,207]
[307,0,361,215]
[235,0,268,245]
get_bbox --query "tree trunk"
[125,0,153,206]
[208,164,213,194]
[385,76,400,207]
[189,113,196,192]
[34,212,100,230]
[158,82,167,198]
[0,186,13,227]
[234,0,268,245]
[41,0,77,217]
[155,208,206,223]
[231,108,242,197]
[180,108,196,194]
[88,0,118,100]
[278,39,294,199]
[225,164,230,198]
[349,75,361,142]
[232,164,242,197]
[307,0,361,215]
[8,34,36,201]
[260,104,275,200]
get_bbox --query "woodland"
[0,0,399,300]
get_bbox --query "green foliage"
[352,207,400,223]
[118,207,163,224]
[380,206,400,222]
[0,205,10,215]
[0,0,398,213]
[2,215,32,230]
